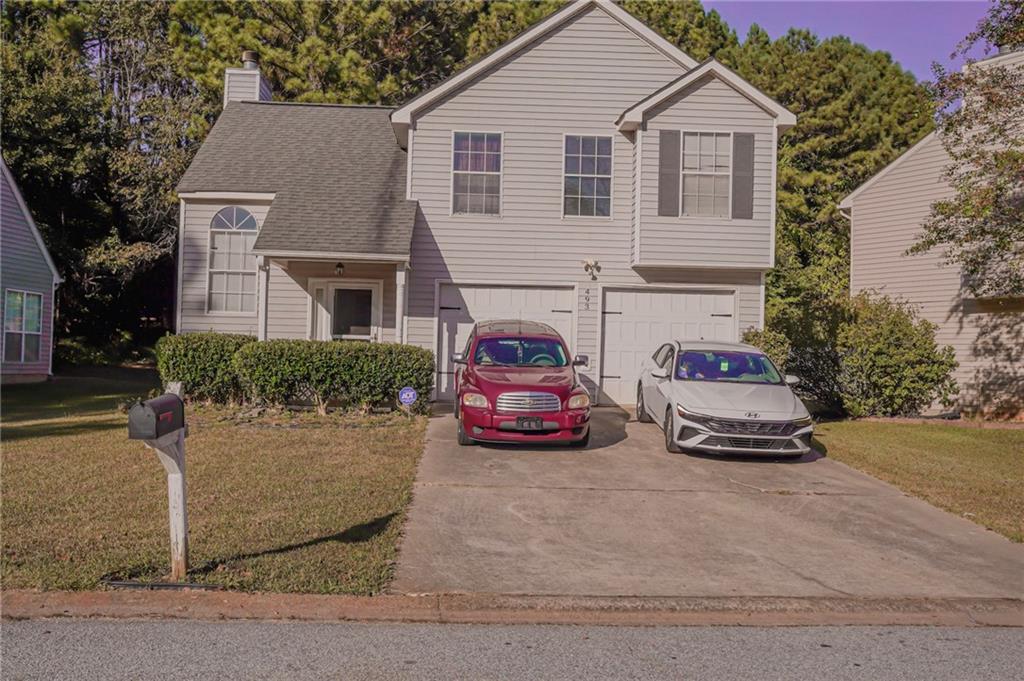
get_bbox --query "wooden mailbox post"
[128,394,189,581]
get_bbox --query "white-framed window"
[452,131,501,215]
[682,132,731,217]
[208,206,258,313]
[564,135,612,217]
[4,289,43,363]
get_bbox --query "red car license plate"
[517,416,544,430]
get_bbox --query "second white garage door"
[600,288,736,405]
[436,284,575,399]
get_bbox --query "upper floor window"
[208,206,258,313]
[4,289,42,363]
[682,132,730,217]
[452,132,501,215]
[564,135,611,217]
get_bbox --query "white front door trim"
[307,277,384,342]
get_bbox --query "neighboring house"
[840,48,1024,417]
[1,157,62,384]
[176,0,796,404]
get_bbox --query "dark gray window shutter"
[658,130,680,217]
[731,133,755,219]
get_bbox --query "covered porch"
[255,255,409,344]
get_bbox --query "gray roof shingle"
[177,102,416,257]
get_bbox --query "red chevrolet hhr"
[452,320,591,447]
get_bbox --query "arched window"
[208,207,258,313]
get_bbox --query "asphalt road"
[3,620,1022,680]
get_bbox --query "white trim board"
[617,59,797,132]
[389,0,698,147]
[177,192,276,202]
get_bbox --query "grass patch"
[2,367,427,594]
[816,420,1024,542]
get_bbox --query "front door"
[312,281,382,341]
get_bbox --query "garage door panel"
[437,284,575,400]
[600,289,737,406]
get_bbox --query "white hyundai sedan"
[636,341,814,456]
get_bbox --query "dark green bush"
[54,331,146,368]
[741,328,791,373]
[233,340,435,414]
[155,332,255,403]
[836,293,959,417]
[759,293,958,417]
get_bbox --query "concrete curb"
[3,590,1022,627]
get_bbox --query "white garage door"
[436,284,575,399]
[600,288,736,405]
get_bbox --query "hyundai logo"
[745,412,760,419]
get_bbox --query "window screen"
[208,206,258,312]
[681,132,731,218]
[564,135,612,217]
[452,132,501,215]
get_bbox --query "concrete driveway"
[393,408,1023,599]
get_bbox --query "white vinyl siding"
[404,4,768,400]
[639,76,775,267]
[681,131,731,217]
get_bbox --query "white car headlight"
[462,392,488,409]
[792,415,813,427]
[567,393,590,410]
[676,404,711,422]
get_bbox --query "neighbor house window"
[208,206,258,313]
[4,290,43,363]
[682,132,731,217]
[452,132,501,215]
[564,135,612,217]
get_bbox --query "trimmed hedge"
[232,340,435,414]
[155,332,255,403]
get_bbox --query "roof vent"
[242,50,260,70]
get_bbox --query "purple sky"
[703,1,992,82]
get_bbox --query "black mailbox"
[128,394,185,440]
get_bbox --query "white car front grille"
[495,391,561,413]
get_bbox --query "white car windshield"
[676,350,782,385]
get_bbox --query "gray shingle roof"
[177,102,416,257]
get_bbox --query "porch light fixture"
[334,263,345,276]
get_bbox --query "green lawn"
[816,420,1024,542]
[2,367,426,594]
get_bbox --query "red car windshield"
[676,350,782,385]
[474,337,569,367]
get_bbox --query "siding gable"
[638,74,776,267]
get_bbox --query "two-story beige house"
[840,47,1023,417]
[176,0,796,404]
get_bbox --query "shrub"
[54,331,145,368]
[741,327,791,373]
[836,294,959,417]
[155,332,255,403]
[233,340,435,414]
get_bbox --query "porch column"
[256,256,270,341]
[394,265,408,343]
